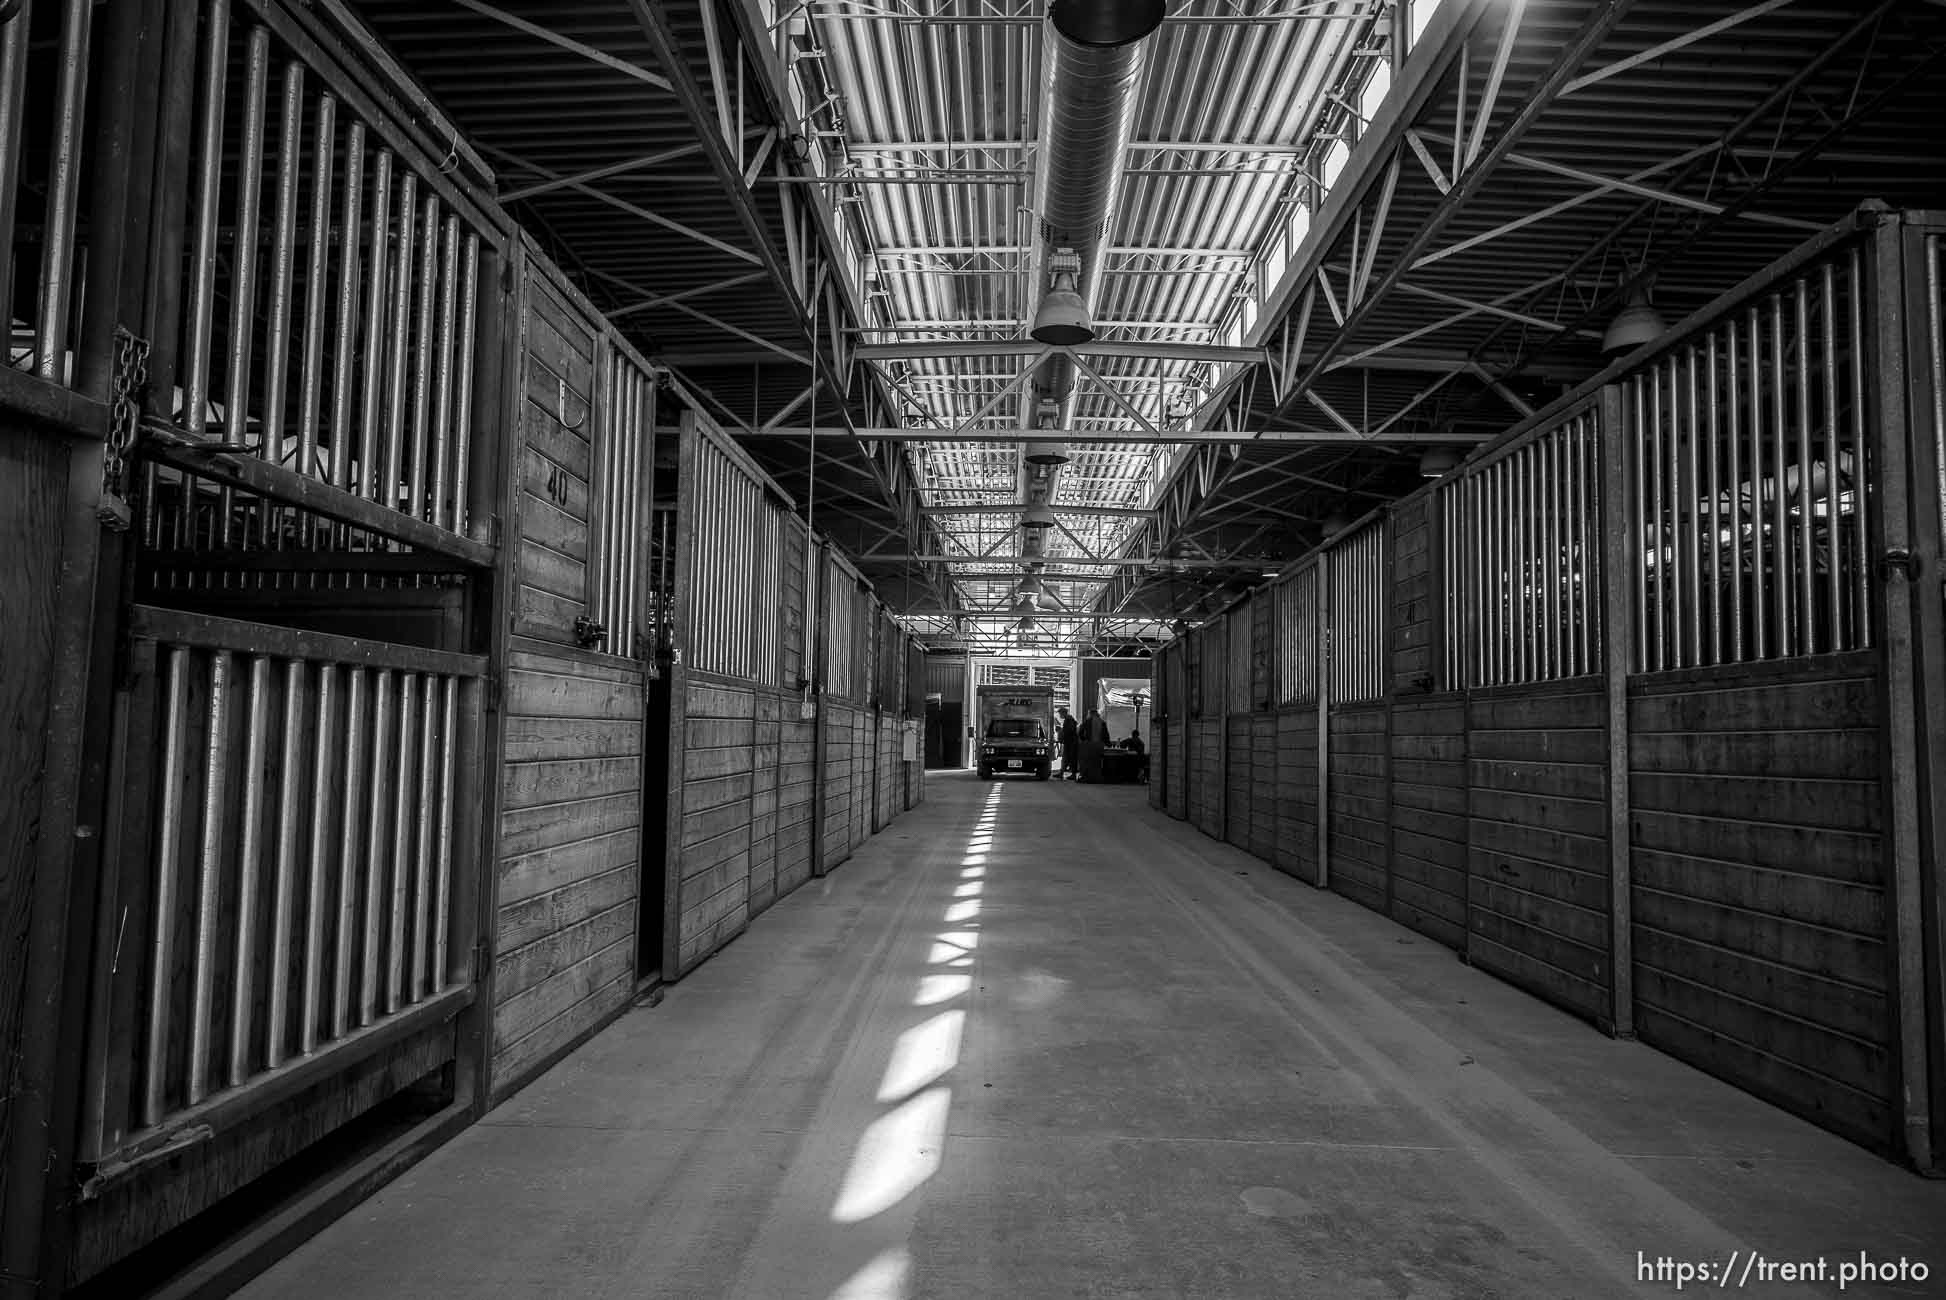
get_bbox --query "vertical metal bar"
[1666,355,1686,669]
[34,0,94,383]
[227,655,271,1086]
[0,0,36,327]
[358,150,395,499]
[183,0,232,433]
[297,94,337,483]
[1852,245,1873,647]
[1771,293,1792,656]
[1649,364,1667,671]
[386,673,418,1013]
[452,234,480,535]
[430,216,460,531]
[1706,331,1724,666]
[334,667,367,1038]
[411,673,436,1001]
[301,663,336,1054]
[261,62,305,481]
[594,356,616,637]
[1795,277,1816,654]
[187,651,234,1106]
[263,657,305,1068]
[1822,261,1843,652]
[1522,445,1536,682]
[1685,345,1704,668]
[1748,306,1768,661]
[382,171,420,513]
[407,193,439,522]
[222,24,271,470]
[330,122,366,489]
[359,669,393,1025]
[1727,318,1745,663]
[1628,379,1646,672]
[142,647,190,1126]
[433,674,457,990]
[1545,429,1561,679]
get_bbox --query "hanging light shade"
[1418,446,1463,479]
[1025,440,1070,466]
[1021,500,1058,530]
[1602,286,1667,354]
[1031,251,1093,346]
[1018,574,1044,596]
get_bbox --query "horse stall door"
[61,8,511,1285]
[490,248,653,1100]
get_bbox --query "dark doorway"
[638,668,673,981]
[925,697,962,768]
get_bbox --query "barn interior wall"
[1151,212,1946,1170]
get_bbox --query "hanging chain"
[99,324,151,531]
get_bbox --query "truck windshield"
[986,719,1044,740]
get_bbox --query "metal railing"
[2,0,95,386]
[1327,517,1385,705]
[1623,239,1873,671]
[85,608,481,1163]
[1226,604,1251,713]
[588,349,656,659]
[1451,403,1602,688]
[152,2,490,539]
[1273,564,1320,705]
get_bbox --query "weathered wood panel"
[1188,718,1222,837]
[0,429,64,1219]
[1224,715,1252,851]
[1466,683,1608,1023]
[1389,698,1466,949]
[1273,706,1319,883]
[1247,714,1278,861]
[513,273,597,647]
[493,649,644,1097]
[1328,705,1388,914]
[823,701,858,868]
[676,678,755,965]
[1390,495,1436,695]
[1628,660,1891,1148]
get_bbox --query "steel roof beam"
[853,340,1267,364]
[754,426,1489,444]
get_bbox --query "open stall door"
[489,243,658,1100]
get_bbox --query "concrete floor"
[243,771,1946,1300]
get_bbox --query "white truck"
[973,684,1055,780]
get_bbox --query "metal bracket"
[1882,547,1919,582]
[573,615,609,648]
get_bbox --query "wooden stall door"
[492,251,649,1098]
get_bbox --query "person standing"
[1077,707,1111,783]
[1056,706,1079,780]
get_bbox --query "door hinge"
[471,941,491,984]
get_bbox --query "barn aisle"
[243,771,1946,1299]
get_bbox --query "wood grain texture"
[492,647,642,1094]
[1466,683,1609,1023]
[1628,664,1891,1145]
[0,432,64,1218]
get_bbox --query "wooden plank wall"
[1326,706,1388,912]
[512,278,596,645]
[1629,654,1892,1146]
[1466,684,1610,1023]
[1224,716,1252,850]
[1248,715,1278,861]
[1273,706,1319,883]
[675,678,756,970]
[824,701,858,870]
[1389,699,1467,950]
[778,710,816,892]
[748,691,783,916]
[1189,719,1222,837]
[494,650,644,1092]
